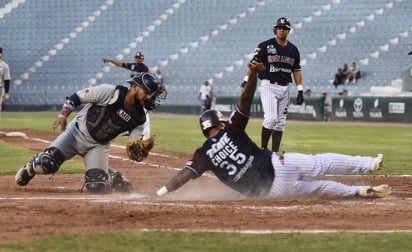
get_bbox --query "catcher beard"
[15,72,165,194]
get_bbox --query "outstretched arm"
[238,61,265,115]
[156,168,194,196]
[102,58,124,68]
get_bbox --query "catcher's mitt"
[126,135,155,162]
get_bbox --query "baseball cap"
[135,52,144,58]
[274,17,291,30]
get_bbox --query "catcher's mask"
[127,72,167,110]
[199,110,226,138]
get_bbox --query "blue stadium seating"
[1,0,411,106]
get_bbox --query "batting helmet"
[199,110,226,138]
[274,17,291,30]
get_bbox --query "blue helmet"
[127,72,160,95]
[127,72,167,110]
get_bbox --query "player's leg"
[310,153,382,176]
[84,149,132,194]
[0,88,4,112]
[295,179,360,198]
[83,144,111,194]
[260,80,277,150]
[268,153,308,199]
[14,128,79,186]
[272,88,290,152]
[15,146,65,186]
[269,154,361,198]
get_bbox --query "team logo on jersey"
[116,109,131,122]
[267,44,276,54]
[79,88,91,98]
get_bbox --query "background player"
[241,17,304,152]
[156,60,390,200]
[0,47,11,112]
[102,51,149,77]
[102,51,151,136]
[15,73,167,194]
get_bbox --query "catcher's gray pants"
[50,121,110,173]
[268,153,373,199]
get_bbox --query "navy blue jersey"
[122,63,149,77]
[185,106,275,196]
[255,38,301,83]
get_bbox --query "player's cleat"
[358,184,391,198]
[370,153,383,172]
[109,168,132,193]
[15,159,36,186]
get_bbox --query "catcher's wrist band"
[297,84,303,91]
[156,186,168,196]
[59,98,75,118]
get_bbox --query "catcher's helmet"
[274,17,291,30]
[127,72,160,95]
[127,72,167,110]
[199,110,226,138]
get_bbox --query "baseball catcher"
[16,72,167,194]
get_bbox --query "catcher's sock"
[261,127,271,150]
[15,159,36,186]
[271,130,283,153]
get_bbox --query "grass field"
[1,111,412,251]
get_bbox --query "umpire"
[242,17,303,152]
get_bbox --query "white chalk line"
[0,130,174,158]
[140,228,412,234]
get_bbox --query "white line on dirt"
[140,228,412,234]
[0,130,172,157]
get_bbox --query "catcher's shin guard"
[15,147,65,186]
[15,158,36,186]
[84,168,111,194]
[109,168,132,193]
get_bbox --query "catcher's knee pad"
[85,168,111,194]
[32,147,65,174]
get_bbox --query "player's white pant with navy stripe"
[259,79,290,131]
[268,153,373,199]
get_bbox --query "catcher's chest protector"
[86,86,146,143]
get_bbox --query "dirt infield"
[1,129,412,243]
